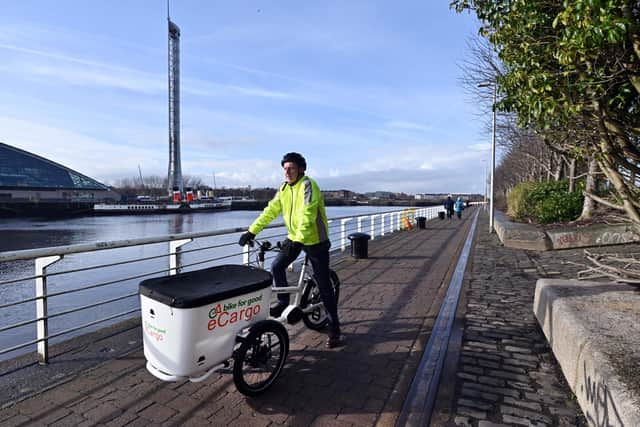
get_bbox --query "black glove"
[238,231,255,246]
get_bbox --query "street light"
[481,159,488,208]
[478,80,497,233]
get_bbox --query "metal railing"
[0,206,444,364]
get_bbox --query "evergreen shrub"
[507,180,583,224]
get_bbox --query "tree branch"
[583,192,626,211]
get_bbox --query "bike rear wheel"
[300,270,340,330]
[233,320,289,396]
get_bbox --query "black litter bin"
[416,216,426,229]
[438,211,445,220]
[348,232,371,259]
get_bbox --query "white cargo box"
[139,264,272,378]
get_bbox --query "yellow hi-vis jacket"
[248,176,329,246]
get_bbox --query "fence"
[0,206,444,364]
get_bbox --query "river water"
[0,206,413,360]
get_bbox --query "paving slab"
[0,210,477,426]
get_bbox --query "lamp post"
[478,80,496,233]
[482,159,487,208]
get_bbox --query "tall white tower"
[167,15,183,196]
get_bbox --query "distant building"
[363,191,394,199]
[0,142,118,216]
[322,190,356,200]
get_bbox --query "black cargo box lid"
[139,264,272,308]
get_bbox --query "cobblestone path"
[446,213,586,427]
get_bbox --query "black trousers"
[271,240,340,335]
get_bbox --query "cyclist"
[238,152,342,348]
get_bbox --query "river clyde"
[0,206,412,361]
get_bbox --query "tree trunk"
[568,158,577,192]
[553,153,563,181]
[579,157,598,220]
[598,138,640,228]
[592,99,640,231]
[547,157,552,181]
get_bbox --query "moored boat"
[93,198,231,215]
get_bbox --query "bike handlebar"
[250,238,281,253]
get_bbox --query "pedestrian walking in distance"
[454,197,465,219]
[444,194,454,219]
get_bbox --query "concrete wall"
[546,224,639,250]
[534,279,640,426]
[493,210,639,251]
[493,210,552,251]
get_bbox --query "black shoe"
[326,335,343,348]
[269,302,288,317]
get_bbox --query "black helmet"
[281,152,306,170]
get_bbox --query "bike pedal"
[282,306,304,324]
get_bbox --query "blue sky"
[0,1,490,194]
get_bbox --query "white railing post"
[242,244,250,266]
[169,238,193,275]
[370,215,378,240]
[381,214,386,236]
[357,216,364,233]
[341,218,352,251]
[35,255,62,364]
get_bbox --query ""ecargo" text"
[207,294,263,330]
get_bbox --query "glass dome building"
[0,142,118,216]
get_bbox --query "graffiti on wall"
[580,361,624,427]
[595,231,637,245]
[550,227,638,249]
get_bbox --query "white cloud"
[0,116,165,182]
[385,120,431,132]
[20,62,164,94]
[1,42,299,100]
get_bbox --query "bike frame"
[252,241,322,315]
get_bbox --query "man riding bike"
[238,152,342,348]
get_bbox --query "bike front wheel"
[300,270,341,330]
[232,320,289,396]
